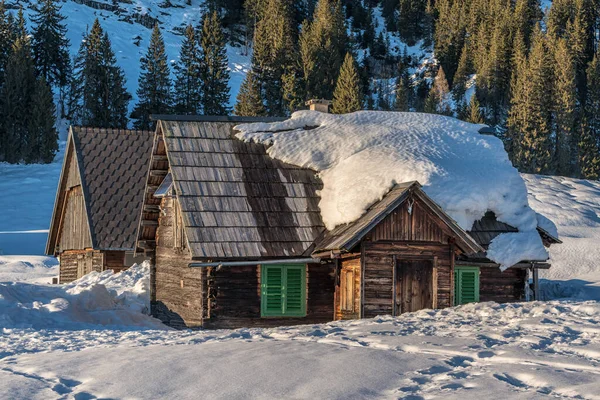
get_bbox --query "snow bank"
[0,256,58,283]
[0,262,165,330]
[236,111,549,269]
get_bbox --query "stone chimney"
[305,99,332,113]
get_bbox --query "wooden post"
[392,255,397,316]
[533,267,540,301]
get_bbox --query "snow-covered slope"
[523,174,600,300]
[236,111,548,269]
[20,0,250,114]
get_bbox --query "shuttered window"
[454,266,480,305]
[261,264,306,317]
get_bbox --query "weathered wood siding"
[58,186,93,251]
[152,196,204,329]
[362,242,453,318]
[335,255,361,320]
[479,266,527,303]
[370,199,455,243]
[59,249,104,283]
[360,196,456,318]
[203,263,335,329]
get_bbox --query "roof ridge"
[70,126,154,135]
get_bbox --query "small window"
[261,264,307,317]
[454,266,480,305]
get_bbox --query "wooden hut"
[137,116,560,329]
[46,127,154,283]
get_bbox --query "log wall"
[204,263,335,329]
[362,241,453,318]
[59,249,104,283]
[479,266,527,303]
[152,196,204,329]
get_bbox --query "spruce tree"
[332,52,362,114]
[580,52,600,179]
[394,77,409,112]
[132,23,172,129]
[452,44,471,104]
[281,66,305,114]
[31,0,71,88]
[173,25,202,115]
[398,0,428,46]
[432,66,451,115]
[0,2,12,85]
[70,19,130,128]
[1,36,36,163]
[300,0,347,99]
[234,70,266,116]
[200,11,230,116]
[252,0,297,116]
[466,95,484,124]
[552,37,577,176]
[28,77,58,163]
[506,27,554,174]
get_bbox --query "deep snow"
[236,111,549,270]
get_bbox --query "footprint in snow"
[417,365,453,375]
[445,356,474,367]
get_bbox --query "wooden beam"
[140,220,158,227]
[150,170,168,177]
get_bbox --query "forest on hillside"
[0,0,598,181]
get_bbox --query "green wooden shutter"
[261,266,283,316]
[454,266,480,305]
[283,265,306,316]
[261,264,307,317]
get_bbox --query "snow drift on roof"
[235,111,550,269]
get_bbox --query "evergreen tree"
[132,23,172,129]
[200,11,230,115]
[506,27,554,174]
[466,95,484,124]
[0,2,12,85]
[28,77,58,163]
[281,65,305,114]
[398,0,428,46]
[394,77,409,111]
[552,37,577,176]
[578,122,600,179]
[31,0,71,88]
[513,0,542,48]
[252,0,298,116]
[300,0,347,99]
[70,19,130,128]
[173,25,202,114]
[332,52,362,114]
[234,70,266,116]
[432,66,452,115]
[580,52,600,179]
[1,36,36,163]
[452,44,471,104]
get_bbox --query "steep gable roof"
[46,127,153,254]
[158,119,326,259]
[314,182,483,255]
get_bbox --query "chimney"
[305,99,332,113]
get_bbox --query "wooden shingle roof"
[159,120,326,259]
[47,127,154,253]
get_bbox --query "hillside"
[18,0,251,123]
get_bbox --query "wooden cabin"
[46,127,154,283]
[137,116,560,329]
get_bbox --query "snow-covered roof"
[236,111,556,270]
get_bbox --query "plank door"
[395,260,434,314]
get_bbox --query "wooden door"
[395,260,434,314]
